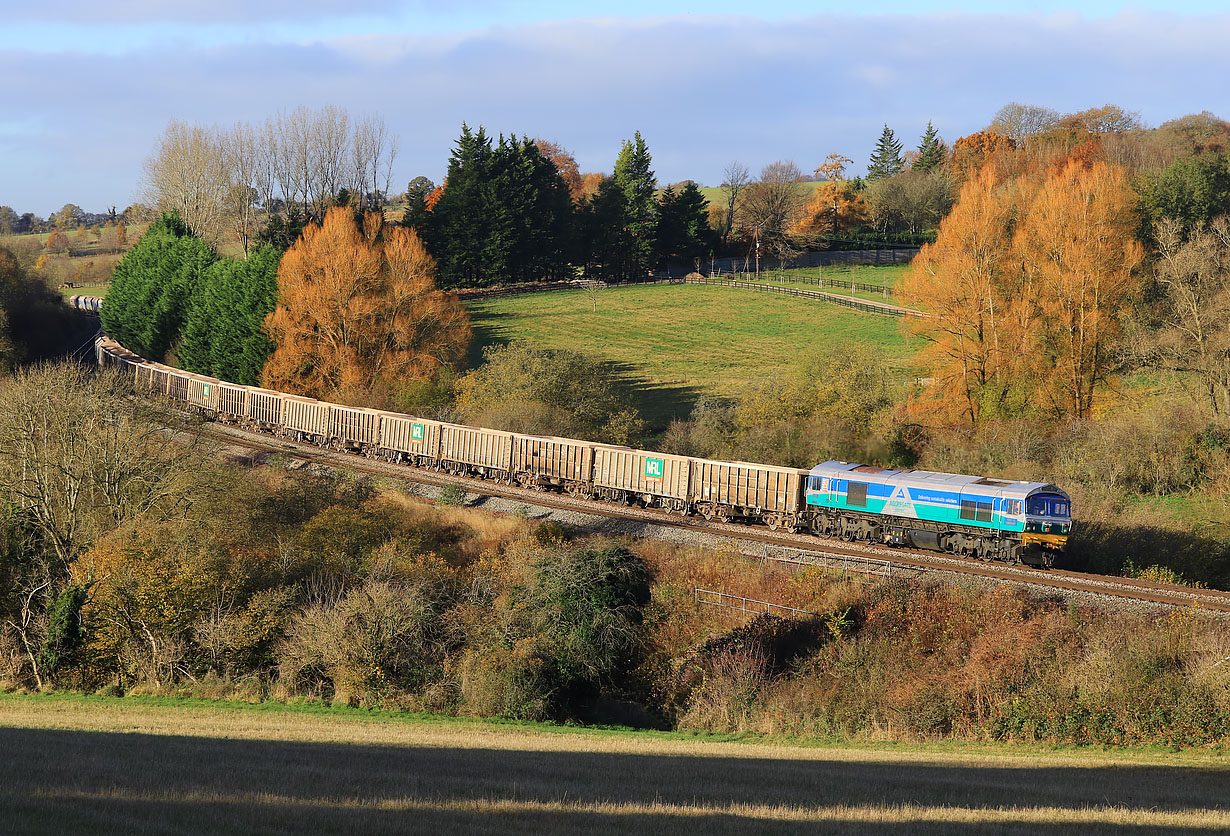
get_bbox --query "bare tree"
[224,121,260,257]
[719,161,750,244]
[142,120,233,247]
[352,114,399,210]
[739,160,806,260]
[1147,217,1230,416]
[989,102,1061,143]
[314,105,351,214]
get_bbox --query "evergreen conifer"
[866,125,905,181]
[913,121,946,173]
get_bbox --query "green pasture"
[58,283,110,300]
[465,283,913,427]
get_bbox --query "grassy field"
[1,693,1227,835]
[58,283,110,299]
[465,283,913,426]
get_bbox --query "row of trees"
[143,107,399,253]
[405,127,719,287]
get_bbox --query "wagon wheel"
[765,513,784,531]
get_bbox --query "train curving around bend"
[80,293,1071,568]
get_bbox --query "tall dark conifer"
[867,125,905,181]
[913,121,946,173]
[425,126,573,288]
[101,212,214,361]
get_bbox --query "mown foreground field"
[1,694,1227,835]
[466,282,912,426]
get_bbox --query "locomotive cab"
[1022,490,1071,551]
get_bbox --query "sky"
[2,1,1229,216]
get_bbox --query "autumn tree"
[535,139,585,202]
[1015,161,1144,418]
[814,153,853,182]
[44,230,69,255]
[900,167,1034,425]
[1060,104,1145,135]
[262,207,471,404]
[792,180,868,240]
[949,129,1017,181]
[904,160,1144,425]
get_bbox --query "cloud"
[4,0,449,24]
[4,11,1230,215]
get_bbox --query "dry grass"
[2,693,1227,835]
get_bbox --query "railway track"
[192,417,1230,616]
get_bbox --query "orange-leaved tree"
[900,167,1039,426]
[262,207,471,404]
[902,160,1143,426]
[791,180,868,240]
[949,130,1017,182]
[1013,160,1144,419]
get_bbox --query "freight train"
[88,317,1071,568]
